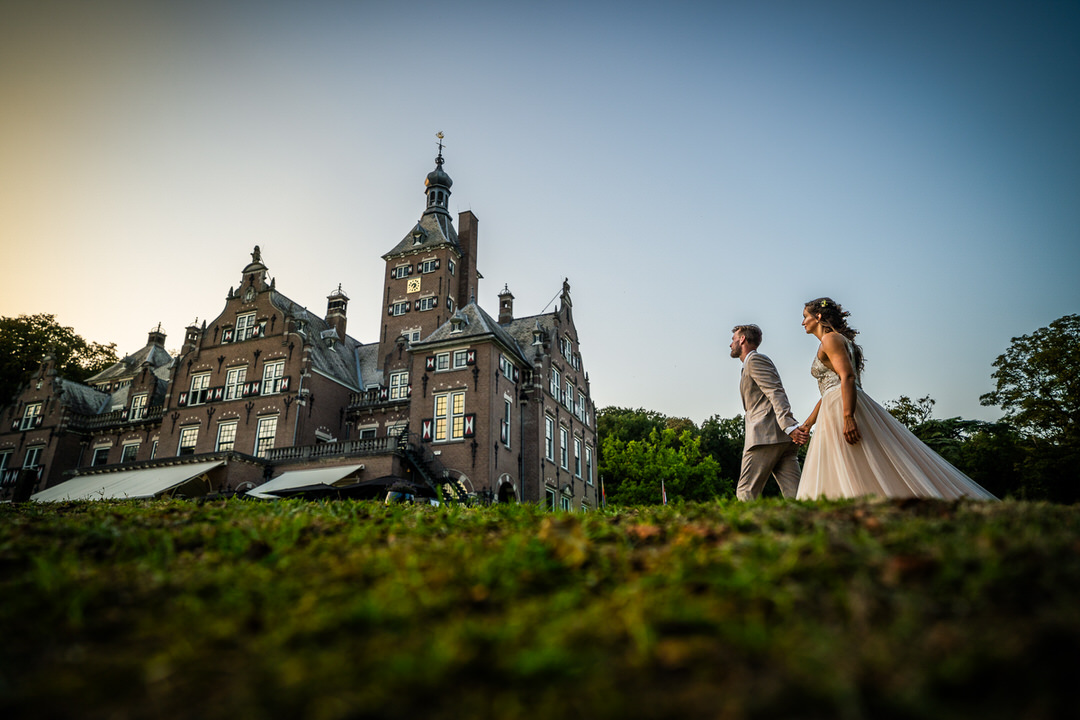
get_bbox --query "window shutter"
[466,349,476,365]
[513,368,520,382]
[177,392,189,407]
[435,259,440,269]
[222,328,234,343]
[279,376,290,392]
[463,414,476,438]
[11,421,19,432]
[379,387,389,401]
[407,384,412,397]
[210,386,225,402]
[388,305,394,316]
[421,419,433,442]
[34,416,43,428]
[426,356,436,371]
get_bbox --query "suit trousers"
[738,441,801,501]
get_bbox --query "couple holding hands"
[733,297,996,501]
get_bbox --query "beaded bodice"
[811,336,861,396]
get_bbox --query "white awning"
[32,461,225,502]
[247,464,365,499]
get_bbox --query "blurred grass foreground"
[1,498,1078,719]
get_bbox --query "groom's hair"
[732,324,762,347]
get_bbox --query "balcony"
[347,388,410,411]
[66,405,166,431]
[265,436,399,463]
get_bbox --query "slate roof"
[382,212,460,259]
[269,291,362,391]
[55,379,112,415]
[355,343,382,390]
[504,312,561,363]
[417,302,529,363]
[87,342,173,384]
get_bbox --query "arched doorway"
[496,474,517,503]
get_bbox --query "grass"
[1,498,1078,719]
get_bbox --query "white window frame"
[420,258,438,273]
[225,366,247,400]
[20,403,42,431]
[546,487,557,511]
[178,427,199,455]
[91,446,110,466]
[545,415,554,461]
[24,446,43,469]
[499,354,514,381]
[216,421,238,452]
[585,445,594,485]
[453,349,468,369]
[389,371,409,400]
[255,416,278,457]
[578,391,586,422]
[262,360,286,395]
[129,394,147,420]
[433,391,465,442]
[417,296,438,311]
[188,373,211,406]
[120,443,140,463]
[565,381,575,413]
[502,398,512,448]
[391,301,409,316]
[0,451,10,471]
[391,264,411,279]
[560,426,569,470]
[549,367,560,399]
[236,312,257,341]
[436,352,450,371]
[574,437,582,478]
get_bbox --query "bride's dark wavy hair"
[805,297,865,373]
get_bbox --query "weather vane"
[436,131,445,156]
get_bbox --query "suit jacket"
[740,352,798,451]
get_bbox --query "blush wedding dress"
[796,337,997,500]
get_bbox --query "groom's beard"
[730,347,740,359]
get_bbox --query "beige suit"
[738,351,800,500]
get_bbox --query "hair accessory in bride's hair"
[821,300,829,308]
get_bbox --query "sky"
[2,0,1078,426]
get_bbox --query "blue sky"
[2,0,1077,425]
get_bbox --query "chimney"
[498,284,514,324]
[326,284,349,342]
[181,322,201,355]
[147,323,167,347]
[457,210,479,309]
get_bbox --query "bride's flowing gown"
[797,338,997,500]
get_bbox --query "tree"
[0,314,118,404]
[885,394,936,430]
[603,427,730,505]
[980,314,1080,445]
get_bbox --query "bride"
[795,297,996,500]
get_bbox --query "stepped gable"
[504,312,560,357]
[418,302,527,361]
[268,290,362,391]
[381,212,460,260]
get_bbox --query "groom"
[730,324,808,501]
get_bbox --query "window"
[92,446,110,466]
[499,354,515,381]
[546,487,557,511]
[549,367,561,399]
[129,394,147,420]
[566,381,575,413]
[560,426,569,469]
[255,416,278,457]
[358,427,377,439]
[448,259,456,275]
[262,360,286,395]
[574,438,582,477]
[417,296,438,311]
[24,446,42,469]
[545,416,554,461]
[405,328,421,343]
[390,301,409,316]
[0,451,10,472]
[453,349,468,369]
[578,391,587,422]
[389,371,409,400]
[585,445,594,485]
[150,440,158,459]
[561,336,573,363]
[20,403,42,431]
[225,366,247,400]
[178,427,199,455]
[391,264,411,279]
[447,296,455,313]
[236,312,257,341]
[420,258,439,273]
[560,495,572,512]
[433,391,465,442]
[216,422,238,452]
[501,399,512,447]
[187,373,211,406]
[121,443,139,463]
[436,352,450,371]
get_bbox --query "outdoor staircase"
[396,429,470,503]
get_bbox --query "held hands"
[790,427,811,445]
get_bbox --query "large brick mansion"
[1,147,598,509]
